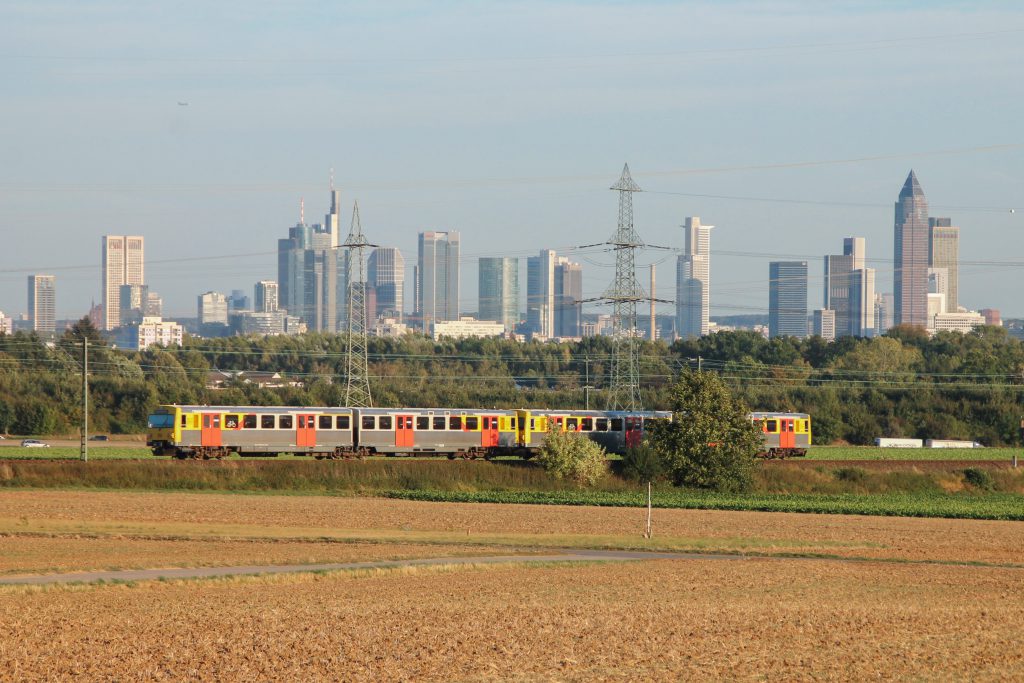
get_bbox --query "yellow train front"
[749,411,812,458]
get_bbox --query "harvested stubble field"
[2,559,1023,681]
[1,490,1023,567]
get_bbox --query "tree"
[535,430,608,486]
[647,370,762,492]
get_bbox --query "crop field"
[805,446,1018,461]
[2,557,1022,680]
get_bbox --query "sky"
[1,1,1022,321]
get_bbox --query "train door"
[296,415,316,448]
[779,418,795,449]
[201,414,222,447]
[550,416,564,432]
[481,416,499,448]
[625,417,643,449]
[396,415,414,448]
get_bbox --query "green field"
[0,446,150,460]
[805,446,1018,461]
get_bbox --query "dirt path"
[0,549,744,585]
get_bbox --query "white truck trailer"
[875,437,924,448]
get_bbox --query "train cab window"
[596,418,609,431]
[765,420,777,433]
[466,416,479,430]
[581,418,594,432]
[610,418,624,432]
[530,418,536,430]
[417,416,429,430]
[261,415,275,429]
[565,418,579,431]
[319,415,333,430]
[449,416,462,430]
[433,416,446,430]
[362,416,376,430]
[379,416,393,430]
[279,415,293,429]
[336,415,351,430]
[243,414,257,430]
[224,415,239,430]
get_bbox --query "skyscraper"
[893,171,929,327]
[478,257,519,332]
[929,217,959,313]
[119,284,149,326]
[824,237,874,338]
[197,291,228,325]
[102,235,144,330]
[368,247,405,319]
[554,257,583,338]
[676,216,713,339]
[28,275,56,333]
[768,261,808,338]
[277,187,345,329]
[526,249,557,337]
[417,231,461,328]
[254,281,279,313]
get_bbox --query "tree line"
[1,317,1022,445]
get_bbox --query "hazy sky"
[1,1,1022,321]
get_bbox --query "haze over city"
[1,1,1022,320]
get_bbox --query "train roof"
[748,411,811,419]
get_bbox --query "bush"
[620,444,664,482]
[535,430,608,486]
[963,468,994,491]
[834,467,867,484]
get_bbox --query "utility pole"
[342,201,373,407]
[81,337,88,462]
[582,356,594,410]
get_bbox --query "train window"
[243,414,257,429]
[379,416,393,430]
[581,418,593,431]
[180,414,187,428]
[466,416,479,430]
[362,415,376,430]
[261,415,275,429]
[765,420,777,432]
[596,418,609,431]
[336,415,351,430]
[319,415,333,430]
[279,415,293,429]
[566,418,579,431]
[212,415,221,428]
[433,416,446,430]
[449,416,462,430]
[510,418,518,430]
[224,415,239,430]
[417,416,429,430]
[787,421,795,432]
[611,418,623,431]
[530,418,536,430]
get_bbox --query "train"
[146,405,811,460]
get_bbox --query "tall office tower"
[197,291,228,325]
[875,292,895,335]
[27,275,56,333]
[118,284,149,326]
[823,253,853,334]
[526,249,557,337]
[929,217,959,313]
[144,291,163,317]
[478,257,520,332]
[768,261,808,338]
[416,231,461,328]
[813,308,836,341]
[254,281,279,313]
[368,247,405,319]
[277,218,309,315]
[843,237,865,269]
[676,216,713,339]
[893,171,929,327]
[303,247,339,332]
[227,290,250,312]
[825,236,874,337]
[324,183,342,249]
[101,235,145,330]
[849,267,876,336]
[554,257,583,338]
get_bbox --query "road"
[0,549,745,585]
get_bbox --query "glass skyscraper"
[768,261,808,338]
[894,170,929,327]
[478,257,519,332]
[416,231,460,328]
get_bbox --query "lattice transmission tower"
[342,201,373,407]
[604,164,646,411]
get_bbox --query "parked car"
[88,435,109,441]
[21,439,50,448]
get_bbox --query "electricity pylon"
[342,201,373,407]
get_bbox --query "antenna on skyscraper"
[342,200,376,407]
[300,197,305,226]
[329,167,335,192]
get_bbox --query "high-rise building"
[254,281,279,313]
[980,309,1001,326]
[554,257,583,338]
[849,267,875,337]
[526,250,557,337]
[823,253,853,334]
[144,292,163,318]
[27,275,56,333]
[227,290,250,312]
[101,235,144,330]
[416,231,460,329]
[277,187,345,329]
[478,257,519,332]
[676,216,713,339]
[118,284,149,327]
[368,247,405,319]
[893,171,929,327]
[875,292,895,335]
[929,217,959,314]
[768,261,808,338]
[813,308,836,341]
[825,237,874,338]
[197,291,228,325]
